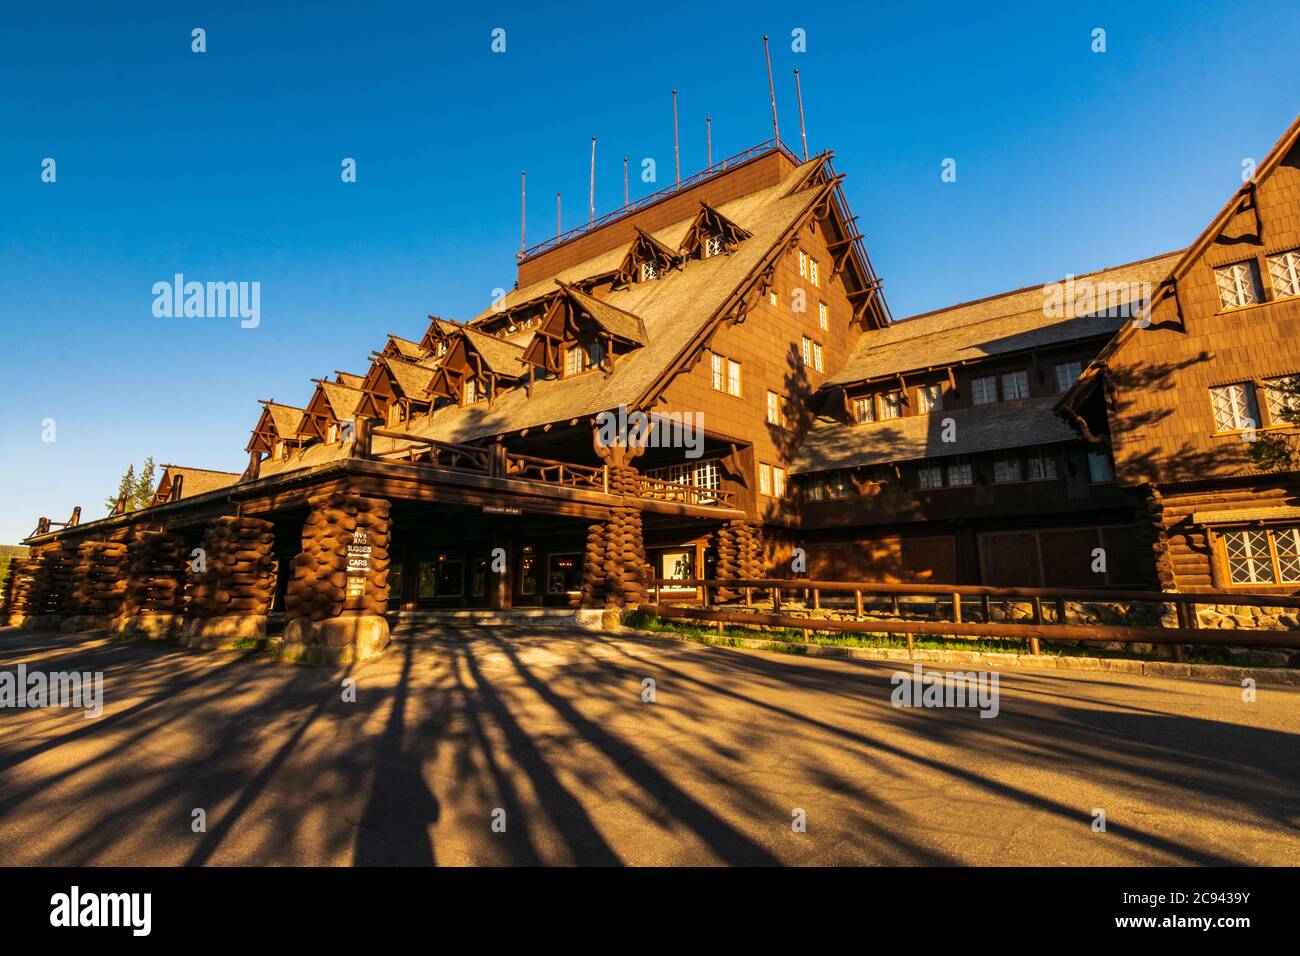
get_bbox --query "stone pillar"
[26,540,78,629]
[1,556,37,627]
[66,537,129,631]
[115,529,187,638]
[579,462,648,612]
[714,519,764,601]
[181,515,277,648]
[282,491,392,663]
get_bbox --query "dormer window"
[703,234,725,258]
[564,339,606,377]
[463,379,480,404]
[326,422,340,443]
[273,440,286,460]
[640,260,660,282]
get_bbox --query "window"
[703,234,725,258]
[1025,447,1058,481]
[1210,382,1259,432]
[917,384,943,413]
[726,358,742,396]
[812,342,824,372]
[808,258,820,287]
[1054,361,1083,393]
[758,463,771,496]
[1087,451,1115,483]
[801,336,812,365]
[1222,527,1300,585]
[640,260,659,281]
[646,460,719,491]
[1267,249,1300,300]
[852,396,875,423]
[798,250,808,278]
[1264,377,1300,426]
[818,302,829,330]
[273,440,286,460]
[565,339,604,376]
[972,375,998,406]
[546,554,581,594]
[993,455,1022,483]
[463,379,480,404]
[880,391,903,419]
[1001,370,1030,401]
[806,472,851,501]
[773,466,786,497]
[947,461,974,487]
[917,465,943,489]
[711,352,725,390]
[766,390,785,426]
[769,290,778,306]
[1214,260,1263,310]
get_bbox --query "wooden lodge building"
[7,114,1300,658]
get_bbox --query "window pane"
[1275,527,1300,583]
[1214,261,1262,310]
[853,397,875,423]
[1001,370,1029,400]
[818,302,829,330]
[972,376,997,405]
[880,391,902,419]
[759,464,772,496]
[1224,529,1275,584]
[1087,451,1115,483]
[1267,250,1300,299]
[813,343,824,372]
[773,467,786,497]
[1054,361,1083,393]
[917,466,943,489]
[947,462,973,486]
[711,353,724,390]
[801,336,811,365]
[1264,377,1300,426]
[917,384,943,413]
[1210,383,1258,432]
[727,359,742,396]
[993,457,1022,482]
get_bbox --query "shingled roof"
[791,396,1078,474]
[152,465,241,504]
[263,402,305,437]
[318,380,364,420]
[460,326,529,377]
[827,251,1183,387]
[560,283,648,345]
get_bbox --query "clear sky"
[1,1,1296,543]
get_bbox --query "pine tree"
[132,457,157,510]
[106,465,136,514]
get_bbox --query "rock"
[281,614,389,664]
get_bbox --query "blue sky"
[1,1,1296,543]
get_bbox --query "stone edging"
[634,628,1300,687]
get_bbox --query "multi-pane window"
[565,340,604,376]
[1214,261,1263,310]
[703,234,725,258]
[640,260,659,281]
[947,461,974,487]
[769,290,778,306]
[1222,527,1300,585]
[1087,451,1116,483]
[1267,249,1300,300]
[711,352,741,395]
[1209,382,1259,432]
[971,376,998,406]
[1025,447,1058,480]
[818,302,829,330]
[766,390,784,426]
[1264,376,1300,426]
[463,379,479,404]
[880,391,903,419]
[647,461,719,490]
[1054,361,1083,393]
[806,472,851,500]
[917,465,943,489]
[808,258,820,287]
[852,396,875,423]
[726,359,742,396]
[772,466,786,497]
[1001,370,1030,401]
[993,455,1022,483]
[917,384,943,413]
[801,336,812,365]
[758,463,786,497]
[812,342,824,372]
[798,250,808,278]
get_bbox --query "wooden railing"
[368,427,493,474]
[643,577,1300,656]
[502,453,607,491]
[634,476,737,508]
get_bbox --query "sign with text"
[345,530,370,603]
[482,505,523,516]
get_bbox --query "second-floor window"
[947,461,974,486]
[1210,382,1259,432]
[1214,261,1263,311]
[463,379,480,404]
[1025,447,1058,480]
[972,375,998,406]
[711,353,742,396]
[1267,249,1300,300]
[1264,377,1300,425]
[880,391,903,419]
[917,384,943,413]
[1087,450,1115,483]
[1054,361,1083,393]
[812,342,824,372]
[1001,370,1030,401]
[640,260,659,281]
[917,465,943,489]
[703,234,725,258]
[758,463,786,498]
[818,302,829,330]
[993,455,1022,483]
[852,396,875,423]
[766,390,785,426]
[565,339,605,376]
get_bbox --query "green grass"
[623,610,1274,666]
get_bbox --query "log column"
[116,529,187,638]
[581,438,649,612]
[67,537,129,630]
[26,540,78,628]
[282,491,392,663]
[715,519,764,601]
[181,515,277,648]
[1,556,38,627]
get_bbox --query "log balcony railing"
[360,423,735,507]
[644,577,1300,656]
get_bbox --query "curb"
[636,628,1300,687]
